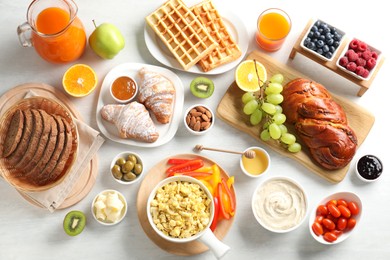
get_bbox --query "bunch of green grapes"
[241,73,301,153]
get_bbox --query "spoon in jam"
[195,145,255,159]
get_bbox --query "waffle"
[191,0,242,72]
[146,0,218,71]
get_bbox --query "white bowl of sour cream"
[251,176,308,233]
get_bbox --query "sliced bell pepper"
[210,196,220,232]
[210,164,221,196]
[226,176,234,190]
[221,177,236,215]
[200,179,214,195]
[195,166,213,173]
[173,171,212,179]
[193,166,213,181]
[217,182,231,220]
[166,159,204,174]
[167,158,191,165]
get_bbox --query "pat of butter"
[94,191,125,223]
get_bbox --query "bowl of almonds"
[184,104,214,135]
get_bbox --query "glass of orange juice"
[255,8,291,52]
[17,0,86,63]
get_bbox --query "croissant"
[137,67,175,124]
[281,78,358,170]
[101,101,159,143]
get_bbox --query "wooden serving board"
[136,154,235,256]
[217,51,375,183]
[0,83,98,209]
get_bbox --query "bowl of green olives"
[110,151,144,184]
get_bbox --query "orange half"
[235,60,267,92]
[62,64,98,97]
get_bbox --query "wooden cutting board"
[217,51,375,183]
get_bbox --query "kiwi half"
[190,77,214,98]
[63,210,86,236]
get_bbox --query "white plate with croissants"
[96,63,184,147]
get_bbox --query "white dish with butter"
[91,189,127,226]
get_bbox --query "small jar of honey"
[110,76,138,103]
[240,146,270,178]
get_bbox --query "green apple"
[89,20,125,59]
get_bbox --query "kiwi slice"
[63,210,86,236]
[190,77,214,98]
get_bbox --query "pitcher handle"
[198,228,230,259]
[17,22,33,47]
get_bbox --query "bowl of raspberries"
[337,38,381,81]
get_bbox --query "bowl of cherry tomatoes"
[309,191,362,244]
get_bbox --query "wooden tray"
[217,51,375,183]
[136,154,235,256]
[0,83,98,209]
[289,19,385,97]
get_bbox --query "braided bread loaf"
[281,78,357,170]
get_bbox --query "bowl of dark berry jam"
[355,155,383,182]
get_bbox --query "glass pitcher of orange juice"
[17,0,86,63]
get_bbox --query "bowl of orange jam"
[110,76,138,103]
[240,146,270,178]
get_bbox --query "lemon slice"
[62,64,98,97]
[235,60,267,92]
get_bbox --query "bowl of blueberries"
[301,19,345,61]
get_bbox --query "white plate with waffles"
[96,63,184,147]
[144,7,249,75]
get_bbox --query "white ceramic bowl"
[252,176,308,233]
[91,189,127,226]
[355,154,383,182]
[109,75,138,103]
[309,191,362,244]
[300,19,346,62]
[110,151,144,185]
[183,104,214,135]
[146,175,230,258]
[240,146,270,178]
[336,38,382,81]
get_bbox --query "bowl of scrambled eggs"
[146,175,230,258]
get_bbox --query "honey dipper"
[195,145,255,159]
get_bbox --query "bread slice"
[14,109,44,171]
[27,114,60,183]
[41,117,73,185]
[21,110,53,174]
[7,109,34,167]
[2,109,24,158]
[33,115,66,185]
